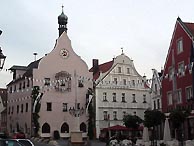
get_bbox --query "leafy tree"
[169,109,190,140]
[144,109,165,145]
[169,109,190,129]
[123,114,143,141]
[31,86,41,137]
[87,103,94,139]
[144,109,165,128]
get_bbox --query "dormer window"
[177,38,183,54]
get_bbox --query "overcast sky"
[0,0,194,88]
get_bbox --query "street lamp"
[0,48,6,70]
[0,30,6,70]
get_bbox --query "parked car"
[12,132,25,139]
[14,139,34,146]
[0,139,23,146]
[0,132,8,139]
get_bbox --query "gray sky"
[0,0,194,88]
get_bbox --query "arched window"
[61,122,69,133]
[80,122,86,132]
[42,123,50,133]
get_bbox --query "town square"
[1,1,194,146]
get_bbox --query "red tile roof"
[89,60,114,80]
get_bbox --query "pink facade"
[7,25,92,138]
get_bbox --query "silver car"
[14,139,34,146]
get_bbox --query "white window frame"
[113,111,117,120]
[167,92,173,105]
[177,38,183,54]
[103,92,107,101]
[176,89,182,104]
[178,61,185,77]
[186,86,192,100]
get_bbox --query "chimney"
[92,59,99,75]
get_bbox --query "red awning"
[101,125,143,131]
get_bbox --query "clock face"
[60,48,69,59]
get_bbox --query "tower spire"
[58,5,68,36]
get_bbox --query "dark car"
[0,132,8,139]
[0,139,24,146]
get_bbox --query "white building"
[7,9,92,138]
[150,69,162,111]
[90,52,151,138]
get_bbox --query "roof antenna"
[33,52,38,61]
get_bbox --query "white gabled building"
[90,52,151,138]
[150,69,162,111]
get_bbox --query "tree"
[144,109,165,128]
[123,114,143,144]
[169,109,190,140]
[144,109,165,146]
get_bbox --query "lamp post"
[0,30,6,70]
[68,70,85,145]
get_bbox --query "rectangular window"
[19,83,22,90]
[27,79,30,87]
[178,62,185,76]
[11,106,14,114]
[157,99,160,109]
[155,84,158,95]
[177,90,182,104]
[47,102,52,111]
[123,79,126,85]
[14,85,16,92]
[77,103,80,109]
[9,86,12,93]
[132,94,136,103]
[153,101,156,109]
[103,111,108,120]
[186,86,192,100]
[177,39,183,54]
[23,81,25,89]
[21,104,23,113]
[118,67,121,73]
[44,78,51,86]
[122,93,126,102]
[114,78,118,85]
[113,93,116,102]
[132,80,135,86]
[169,67,173,81]
[123,111,126,119]
[26,103,28,112]
[113,111,117,120]
[63,103,68,112]
[167,92,172,105]
[103,92,107,101]
[143,94,147,103]
[17,105,19,114]
[127,68,130,74]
